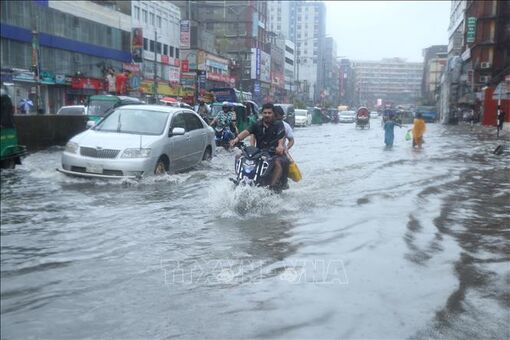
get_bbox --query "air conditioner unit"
[480,62,491,69]
[479,75,491,83]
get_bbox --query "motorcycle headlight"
[121,148,152,158]
[65,141,79,154]
[243,164,256,173]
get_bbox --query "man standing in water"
[230,103,287,191]
[383,113,402,148]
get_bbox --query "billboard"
[131,28,143,63]
[250,48,260,80]
[260,50,271,83]
[180,20,191,49]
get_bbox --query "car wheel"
[154,156,169,175]
[202,146,212,161]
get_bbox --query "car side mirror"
[86,120,96,129]
[170,127,185,136]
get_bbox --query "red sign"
[181,60,189,72]
[71,77,104,90]
[161,55,169,64]
[206,72,233,84]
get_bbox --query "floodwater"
[1,121,509,339]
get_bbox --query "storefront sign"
[466,17,476,44]
[123,63,141,74]
[132,28,143,63]
[180,72,196,88]
[197,70,206,88]
[180,20,191,49]
[181,60,189,73]
[71,77,103,90]
[161,55,169,64]
[40,71,55,84]
[461,48,471,61]
[168,66,180,83]
[207,72,232,84]
[13,72,36,82]
[251,48,260,80]
[55,74,66,84]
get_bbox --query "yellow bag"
[288,161,302,182]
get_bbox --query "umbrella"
[160,97,177,104]
[18,98,33,113]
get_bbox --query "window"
[142,9,147,23]
[143,38,148,50]
[170,46,174,57]
[134,6,140,20]
[150,12,155,25]
[156,42,162,54]
[171,113,186,130]
[157,15,162,28]
[163,44,168,55]
[176,48,179,59]
[184,112,204,130]
[150,40,155,52]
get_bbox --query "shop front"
[66,76,105,106]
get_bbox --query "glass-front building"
[0,0,131,113]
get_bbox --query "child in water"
[409,112,426,148]
[383,114,401,147]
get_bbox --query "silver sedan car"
[57,105,216,179]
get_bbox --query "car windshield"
[95,108,169,135]
[58,107,84,115]
[295,110,307,117]
[87,100,116,117]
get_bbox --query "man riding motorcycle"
[230,102,288,191]
[210,102,238,146]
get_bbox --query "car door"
[168,112,191,171]
[183,111,207,165]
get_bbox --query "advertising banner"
[250,48,261,80]
[181,60,189,73]
[180,20,191,49]
[168,66,180,84]
[131,28,143,63]
[466,17,476,44]
[260,50,271,83]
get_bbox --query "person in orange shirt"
[409,112,426,148]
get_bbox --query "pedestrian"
[409,112,426,148]
[383,113,401,147]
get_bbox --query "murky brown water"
[1,122,509,339]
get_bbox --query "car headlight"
[65,141,79,154]
[121,148,151,158]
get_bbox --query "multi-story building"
[322,37,339,106]
[293,1,326,104]
[0,0,132,114]
[284,40,295,97]
[462,0,510,126]
[421,45,447,105]
[352,58,423,107]
[448,0,467,58]
[174,0,268,102]
[268,32,286,103]
[267,0,293,42]
[338,58,355,108]
[131,0,181,95]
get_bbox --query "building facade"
[352,58,423,108]
[338,58,355,108]
[1,0,132,113]
[421,45,447,105]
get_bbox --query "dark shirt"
[248,119,285,150]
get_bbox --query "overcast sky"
[325,1,451,62]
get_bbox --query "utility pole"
[153,30,158,102]
[32,28,42,114]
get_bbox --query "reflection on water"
[1,124,509,339]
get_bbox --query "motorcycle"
[230,145,287,191]
[214,126,235,149]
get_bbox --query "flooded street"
[1,122,509,339]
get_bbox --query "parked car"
[56,105,86,115]
[294,109,311,127]
[274,103,295,128]
[57,105,215,179]
[339,110,356,123]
